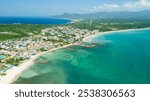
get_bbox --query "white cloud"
[84,0,150,12]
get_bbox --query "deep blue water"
[0,17,71,24]
[15,29,150,84]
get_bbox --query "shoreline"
[0,27,150,84]
[0,44,73,84]
[83,28,150,42]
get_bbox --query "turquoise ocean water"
[15,29,150,84]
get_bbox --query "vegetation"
[0,72,7,76]
[70,19,150,32]
[0,24,54,41]
[39,48,47,52]
[0,65,8,71]
[6,58,25,66]
[1,19,150,41]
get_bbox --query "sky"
[0,0,150,16]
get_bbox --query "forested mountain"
[54,10,150,20]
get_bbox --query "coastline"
[0,44,73,84]
[83,28,150,42]
[0,27,150,84]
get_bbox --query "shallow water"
[0,55,5,59]
[15,29,150,84]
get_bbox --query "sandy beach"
[0,27,150,84]
[83,28,150,42]
[0,44,73,84]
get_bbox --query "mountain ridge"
[53,10,150,20]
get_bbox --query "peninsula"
[0,26,98,83]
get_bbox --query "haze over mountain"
[54,10,150,20]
